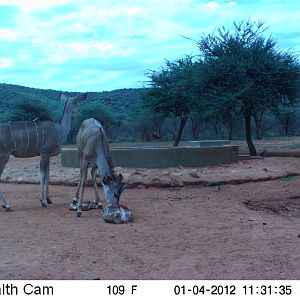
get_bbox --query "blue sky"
[0,0,299,92]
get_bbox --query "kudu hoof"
[2,205,11,212]
[69,199,78,211]
[41,202,47,208]
[76,212,82,218]
[46,197,52,204]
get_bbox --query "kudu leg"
[0,154,11,211]
[73,168,82,202]
[69,168,82,210]
[76,162,88,217]
[45,159,52,204]
[39,155,50,207]
[70,155,84,207]
[91,166,103,209]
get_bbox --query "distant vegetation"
[0,83,144,143]
[1,20,300,155]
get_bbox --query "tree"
[273,103,298,135]
[253,108,265,140]
[129,103,167,141]
[197,20,300,155]
[188,111,204,140]
[143,56,200,146]
[6,95,53,121]
[71,102,118,142]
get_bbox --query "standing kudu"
[72,118,127,217]
[0,92,87,211]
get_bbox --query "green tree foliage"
[197,20,300,155]
[273,103,298,136]
[143,56,200,146]
[0,84,143,142]
[0,85,63,122]
[0,83,143,121]
[129,103,167,141]
[70,102,118,142]
[7,98,52,121]
[5,93,60,122]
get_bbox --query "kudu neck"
[96,146,114,181]
[57,102,73,144]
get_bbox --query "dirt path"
[0,175,300,279]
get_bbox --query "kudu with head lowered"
[0,92,87,211]
[72,118,127,217]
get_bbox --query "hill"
[0,83,145,119]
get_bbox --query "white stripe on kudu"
[34,121,39,152]
[24,121,30,150]
[8,121,16,150]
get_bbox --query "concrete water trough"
[109,140,231,148]
[187,140,230,147]
[61,144,239,168]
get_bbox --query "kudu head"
[59,92,87,114]
[102,173,128,205]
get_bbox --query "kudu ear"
[103,174,113,185]
[72,93,87,103]
[59,93,69,103]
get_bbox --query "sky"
[0,0,300,92]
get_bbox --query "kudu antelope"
[0,92,87,211]
[72,118,127,217]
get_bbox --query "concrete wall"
[110,140,230,148]
[61,145,239,168]
[187,140,230,147]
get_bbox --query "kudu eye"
[114,193,118,199]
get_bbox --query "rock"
[189,171,200,178]
[102,204,132,224]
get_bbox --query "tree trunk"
[214,124,219,137]
[244,111,257,156]
[189,116,200,140]
[254,121,262,140]
[157,126,163,141]
[191,123,199,140]
[284,119,289,135]
[253,113,263,140]
[228,122,233,140]
[173,116,188,147]
[171,118,178,141]
[153,116,166,142]
[255,127,262,140]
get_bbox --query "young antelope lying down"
[72,118,127,217]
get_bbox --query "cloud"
[0,0,71,12]
[0,28,19,41]
[0,0,299,91]
[204,1,219,9]
[0,58,14,68]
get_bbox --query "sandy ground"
[0,156,300,279]
[1,155,300,188]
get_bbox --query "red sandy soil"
[0,156,300,279]
[2,156,300,188]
